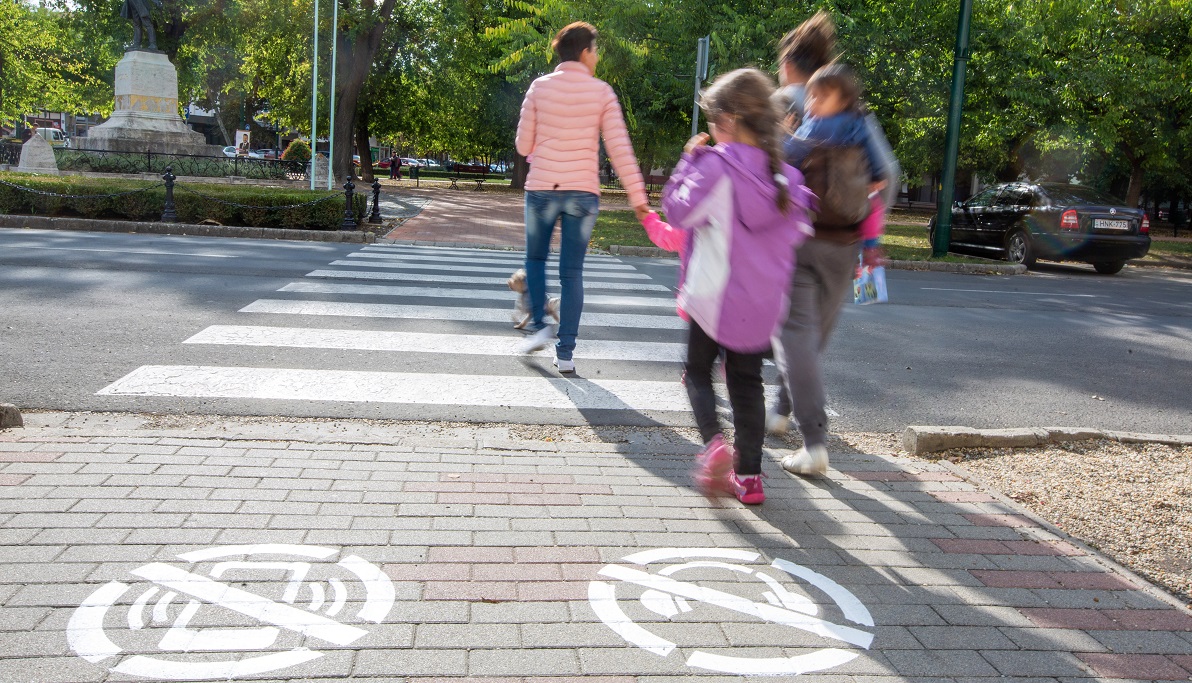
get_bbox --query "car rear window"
[1042,185,1124,206]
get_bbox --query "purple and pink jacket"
[653,143,815,353]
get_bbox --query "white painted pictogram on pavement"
[588,548,875,676]
[67,544,395,680]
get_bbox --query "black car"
[929,183,1151,274]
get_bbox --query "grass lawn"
[591,211,993,264]
[1147,238,1192,259]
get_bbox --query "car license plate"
[1094,218,1129,231]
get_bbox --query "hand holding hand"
[633,204,651,222]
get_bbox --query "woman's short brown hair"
[552,22,597,63]
[778,11,837,77]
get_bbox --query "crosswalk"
[97,243,781,424]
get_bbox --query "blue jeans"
[524,190,599,361]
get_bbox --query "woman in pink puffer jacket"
[514,21,650,373]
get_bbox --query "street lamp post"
[690,35,710,137]
[309,0,319,191]
[932,0,975,257]
[327,0,339,190]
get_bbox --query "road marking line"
[8,246,237,258]
[277,282,678,308]
[98,365,778,411]
[328,259,651,279]
[129,563,368,646]
[598,564,873,648]
[367,244,625,262]
[305,270,672,291]
[185,325,688,361]
[353,250,636,271]
[920,287,1099,297]
[239,299,687,329]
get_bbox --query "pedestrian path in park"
[96,244,762,424]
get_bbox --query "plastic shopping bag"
[853,262,888,305]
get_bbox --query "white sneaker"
[781,444,829,476]
[518,325,556,354]
[765,411,791,436]
[553,357,575,373]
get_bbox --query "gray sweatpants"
[771,238,861,448]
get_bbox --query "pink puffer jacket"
[516,62,648,208]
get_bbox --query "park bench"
[449,164,490,190]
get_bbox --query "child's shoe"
[692,435,733,494]
[729,472,765,505]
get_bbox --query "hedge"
[53,149,306,181]
[0,174,367,231]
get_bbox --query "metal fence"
[46,147,310,181]
[0,142,21,166]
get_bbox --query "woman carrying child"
[768,14,897,476]
[643,68,814,505]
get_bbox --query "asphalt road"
[1,227,1189,434]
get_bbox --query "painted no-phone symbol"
[589,548,875,676]
[67,544,395,680]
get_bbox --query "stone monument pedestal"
[84,50,220,156]
[16,134,60,175]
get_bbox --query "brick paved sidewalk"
[379,183,636,248]
[1,413,1190,682]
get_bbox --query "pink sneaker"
[692,435,733,495]
[730,472,765,505]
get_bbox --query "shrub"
[0,173,367,230]
[282,139,311,164]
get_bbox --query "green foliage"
[0,173,366,230]
[282,138,311,164]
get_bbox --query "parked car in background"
[929,182,1150,274]
[222,146,263,159]
[36,128,71,148]
[255,148,281,159]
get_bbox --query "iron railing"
[50,147,310,181]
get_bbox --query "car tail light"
[1061,209,1079,230]
[1141,215,1150,234]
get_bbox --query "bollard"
[340,177,358,231]
[369,179,383,224]
[161,166,178,222]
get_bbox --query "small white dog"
[508,269,560,330]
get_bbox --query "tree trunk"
[329,0,398,181]
[1120,143,1145,207]
[355,109,374,182]
[512,153,529,189]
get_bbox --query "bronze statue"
[121,0,164,50]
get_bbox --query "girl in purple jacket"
[645,68,814,504]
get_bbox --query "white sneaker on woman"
[518,325,556,354]
[765,410,791,436]
[553,357,575,373]
[781,444,829,476]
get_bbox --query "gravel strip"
[906,438,1192,605]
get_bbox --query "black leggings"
[684,322,766,476]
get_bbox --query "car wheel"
[1005,229,1036,266]
[1092,260,1126,275]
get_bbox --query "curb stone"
[609,245,1028,274]
[0,403,22,429]
[903,424,1192,455]
[0,215,377,243]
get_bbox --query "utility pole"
[327,0,339,190]
[932,0,974,257]
[691,35,710,137]
[309,0,319,191]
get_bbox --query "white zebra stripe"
[305,270,671,292]
[327,260,651,279]
[185,325,687,362]
[368,244,626,262]
[239,299,687,329]
[97,365,776,412]
[354,249,636,271]
[277,282,678,309]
